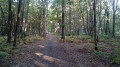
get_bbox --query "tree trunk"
[42,0,46,37]
[112,0,115,37]
[7,0,12,43]
[0,5,7,35]
[21,0,25,38]
[0,5,6,24]
[13,0,22,46]
[85,0,89,34]
[98,0,102,34]
[112,0,118,37]
[61,0,65,39]
[93,0,98,50]
[24,0,29,33]
[69,0,72,36]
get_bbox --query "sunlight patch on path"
[34,61,48,67]
[35,52,68,64]
[35,53,43,56]
[38,45,45,48]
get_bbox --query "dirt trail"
[11,33,75,67]
[11,33,110,67]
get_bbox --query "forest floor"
[10,33,119,67]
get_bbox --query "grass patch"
[19,36,44,45]
[58,35,93,43]
[0,35,44,66]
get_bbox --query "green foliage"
[0,42,11,66]
[91,50,109,57]
[0,51,9,56]
[76,43,95,51]
[19,36,42,45]
[112,48,120,64]
[67,1,74,4]
[62,35,92,43]
[77,35,92,40]
[99,34,115,42]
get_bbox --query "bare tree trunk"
[42,0,46,37]
[7,0,12,43]
[24,0,29,32]
[61,0,65,39]
[13,0,22,46]
[85,0,89,34]
[98,0,102,34]
[93,0,98,50]
[21,0,25,37]
[112,0,118,37]
[69,0,72,36]
[0,5,6,24]
[0,5,7,35]
[39,15,41,36]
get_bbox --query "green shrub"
[76,43,95,51]
[0,42,11,66]
[112,48,120,64]
[91,50,109,57]
[77,35,92,40]
[0,51,9,56]
[19,36,42,45]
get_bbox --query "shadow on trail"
[11,33,112,67]
[12,33,76,67]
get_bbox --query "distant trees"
[0,0,119,49]
[50,0,119,50]
[0,0,49,46]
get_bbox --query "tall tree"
[13,0,22,46]
[24,0,29,33]
[21,0,25,37]
[98,0,102,34]
[85,0,89,34]
[112,0,118,37]
[42,0,46,37]
[69,0,72,36]
[93,0,98,50]
[7,0,12,43]
[61,0,65,39]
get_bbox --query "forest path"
[12,33,76,67]
[12,33,107,67]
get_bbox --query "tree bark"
[13,0,22,46]
[112,0,118,37]
[69,0,72,36]
[42,0,46,37]
[85,0,89,34]
[7,0,12,43]
[98,0,102,34]
[61,0,65,39]
[21,0,25,37]
[93,0,98,50]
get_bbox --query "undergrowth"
[19,36,43,45]
[58,35,93,43]
[57,34,120,65]
[0,37,12,66]
[0,35,43,66]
